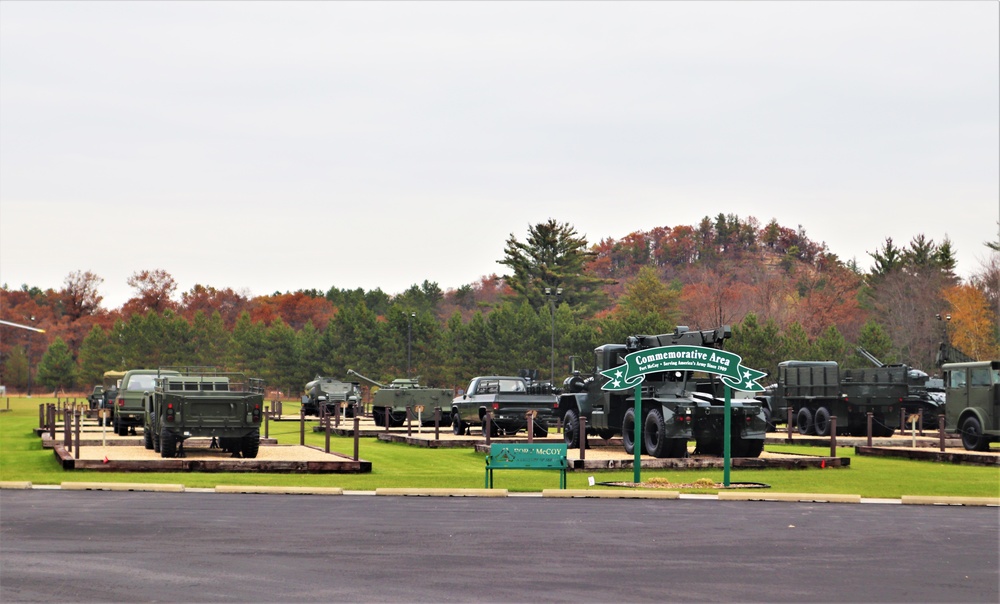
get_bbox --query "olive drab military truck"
[346,369,453,427]
[114,369,180,436]
[301,376,362,417]
[943,360,1000,451]
[142,369,264,458]
[558,326,767,458]
[765,360,906,437]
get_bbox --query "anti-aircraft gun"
[852,347,945,429]
[558,326,767,458]
[301,376,362,417]
[346,369,453,427]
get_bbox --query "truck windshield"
[126,375,157,391]
[498,379,526,393]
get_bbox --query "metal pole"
[723,385,731,487]
[550,299,555,386]
[633,385,641,483]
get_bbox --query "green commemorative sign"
[600,345,766,393]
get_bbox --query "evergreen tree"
[615,266,681,323]
[77,325,120,385]
[2,346,29,390]
[36,337,77,391]
[190,310,230,367]
[782,322,812,361]
[230,312,266,375]
[730,313,784,383]
[498,219,612,315]
[813,324,847,365]
[849,320,896,367]
[263,317,298,394]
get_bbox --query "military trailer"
[301,376,362,417]
[113,369,180,436]
[451,375,558,437]
[768,360,902,437]
[558,326,767,458]
[347,369,453,427]
[142,369,264,458]
[943,360,999,451]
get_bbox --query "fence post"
[579,415,587,461]
[264,405,270,439]
[74,410,81,459]
[918,408,924,436]
[407,406,412,437]
[39,403,44,430]
[787,407,793,441]
[938,415,946,452]
[353,405,360,461]
[48,404,55,440]
[325,412,331,453]
[527,410,535,444]
[867,412,873,447]
[434,407,441,441]
[64,408,71,450]
[829,416,837,458]
[484,412,492,446]
[300,406,305,446]
[899,407,906,435]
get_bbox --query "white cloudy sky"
[1,1,997,310]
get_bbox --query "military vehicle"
[346,369,453,427]
[93,370,125,426]
[943,360,999,451]
[301,376,362,417]
[558,326,767,458]
[766,360,903,437]
[142,369,264,458]
[113,369,180,436]
[451,375,558,437]
[851,347,945,428]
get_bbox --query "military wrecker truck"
[346,369,453,427]
[142,369,264,458]
[301,376,362,417]
[451,375,558,437]
[559,326,767,458]
[943,360,999,451]
[763,360,905,437]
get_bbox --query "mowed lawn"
[1,396,998,497]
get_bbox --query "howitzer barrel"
[346,369,385,389]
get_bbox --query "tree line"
[3,216,998,394]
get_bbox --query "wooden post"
[867,412,873,447]
[829,415,837,458]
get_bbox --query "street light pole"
[544,287,563,384]
[407,312,415,378]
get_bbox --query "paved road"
[1,490,997,603]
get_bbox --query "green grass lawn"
[2,396,998,497]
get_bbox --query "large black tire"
[482,420,499,438]
[961,416,990,452]
[373,408,386,428]
[563,409,580,448]
[143,428,153,450]
[814,406,832,437]
[533,421,549,438]
[153,429,160,453]
[160,428,177,458]
[643,408,671,458]
[731,435,765,458]
[452,410,464,436]
[622,407,642,455]
[241,429,260,458]
[796,407,815,435]
[669,438,689,458]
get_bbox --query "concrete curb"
[375,488,508,497]
[542,489,680,499]
[214,485,344,495]
[0,481,33,489]
[901,495,1000,506]
[60,481,185,493]
[718,491,861,504]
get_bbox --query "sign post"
[600,345,765,486]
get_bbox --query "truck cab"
[943,360,1000,451]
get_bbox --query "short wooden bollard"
[325,413,331,453]
[787,407,794,440]
[353,404,360,461]
[74,410,81,460]
[899,407,906,435]
[299,407,305,446]
[527,410,535,444]
[829,416,837,458]
[38,403,44,430]
[867,412,873,447]
[938,415,946,452]
[579,415,587,460]
[48,404,56,440]
[406,406,412,437]
[434,407,441,441]
[484,412,492,445]
[63,409,71,450]
[264,405,270,439]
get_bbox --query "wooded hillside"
[3,215,998,395]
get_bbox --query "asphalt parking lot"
[1,489,997,603]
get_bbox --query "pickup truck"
[451,376,558,438]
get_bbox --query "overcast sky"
[2,1,997,311]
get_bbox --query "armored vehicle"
[113,369,180,436]
[559,326,767,458]
[768,360,903,437]
[451,375,558,437]
[943,360,999,451]
[347,369,453,427]
[851,348,945,428]
[142,369,264,458]
[301,376,362,417]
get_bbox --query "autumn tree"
[123,269,177,314]
[942,284,1000,361]
[498,219,612,315]
[614,266,681,323]
[180,285,251,329]
[61,270,104,319]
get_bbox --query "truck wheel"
[160,428,177,458]
[741,437,765,458]
[143,429,153,450]
[153,430,160,453]
[814,407,831,437]
[762,407,774,432]
[796,407,815,435]
[533,421,549,438]
[241,429,260,458]
[373,408,385,427]
[622,408,643,455]
[563,410,580,448]
[642,408,670,458]
[452,411,464,436]
[482,421,499,437]
[961,416,990,451]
